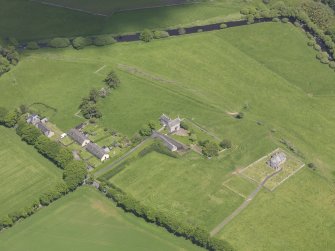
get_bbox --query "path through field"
[94,138,150,177]
[210,168,282,237]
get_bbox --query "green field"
[0,187,203,251]
[1,21,335,250]
[34,0,196,15]
[219,169,335,251]
[0,126,62,217]
[112,151,248,230]
[0,0,246,41]
[0,54,105,130]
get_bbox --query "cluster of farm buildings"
[27,113,286,169]
[27,114,110,162]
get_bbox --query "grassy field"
[0,0,246,41]
[111,151,249,230]
[34,0,197,15]
[0,53,106,130]
[0,187,203,251]
[1,22,335,249]
[219,169,335,251]
[0,126,62,218]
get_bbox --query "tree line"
[79,70,120,120]
[248,1,335,61]
[0,44,19,76]
[97,181,235,251]
[0,107,88,231]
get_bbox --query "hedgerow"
[99,182,235,251]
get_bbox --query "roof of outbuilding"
[68,129,89,144]
[86,143,108,159]
[36,122,51,134]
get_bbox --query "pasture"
[111,151,252,230]
[33,0,198,15]
[0,127,62,218]
[0,187,203,251]
[219,169,335,251]
[0,0,246,41]
[1,21,335,250]
[0,53,105,130]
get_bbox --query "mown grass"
[111,151,245,230]
[0,187,203,251]
[0,127,62,217]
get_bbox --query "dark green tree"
[104,70,120,89]
[63,160,87,191]
[140,29,154,42]
[202,142,219,157]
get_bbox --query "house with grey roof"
[152,131,186,152]
[27,114,54,138]
[27,114,41,125]
[36,122,54,138]
[160,114,181,133]
[86,142,110,162]
[267,152,287,170]
[68,129,90,147]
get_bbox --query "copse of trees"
[0,45,19,76]
[104,70,120,89]
[153,30,170,39]
[79,89,102,119]
[140,29,154,42]
[26,41,39,50]
[63,160,87,191]
[16,121,42,145]
[1,45,19,65]
[79,70,121,119]
[220,139,232,149]
[0,56,10,75]
[72,36,92,50]
[1,109,21,127]
[93,34,116,46]
[239,1,335,61]
[202,141,219,157]
[48,37,71,48]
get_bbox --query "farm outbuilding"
[86,142,110,162]
[68,129,90,147]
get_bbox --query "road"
[210,169,282,237]
[94,138,149,178]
